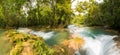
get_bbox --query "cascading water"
[68,25,120,55]
[29,30,69,46]
[17,28,54,40]
[17,26,120,55]
[30,31,54,40]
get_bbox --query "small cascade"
[30,31,54,40]
[17,28,32,33]
[17,25,120,55]
[68,25,120,55]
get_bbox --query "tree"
[0,4,5,27]
[100,0,120,29]
[1,0,28,27]
[0,0,73,28]
[73,0,99,25]
[26,0,72,28]
[84,0,120,30]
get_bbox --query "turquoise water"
[29,27,116,46]
[45,31,69,46]
[68,25,120,55]
[76,27,113,39]
[30,30,70,46]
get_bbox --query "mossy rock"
[3,30,59,55]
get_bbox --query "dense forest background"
[0,0,72,28]
[0,0,120,30]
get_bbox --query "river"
[28,25,120,55]
[0,25,120,55]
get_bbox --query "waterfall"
[68,25,120,55]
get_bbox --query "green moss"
[4,30,61,55]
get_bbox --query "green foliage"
[0,5,5,27]
[76,1,91,13]
[84,2,103,26]
[32,40,55,55]
[0,0,72,28]
[73,0,97,25]
[27,0,72,27]
[75,0,120,30]
[0,0,28,27]
[99,0,120,29]
[71,15,84,25]
[55,0,72,27]
[83,0,120,29]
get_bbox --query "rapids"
[68,25,120,55]
[17,25,120,55]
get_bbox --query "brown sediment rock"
[113,36,120,48]
[68,37,85,50]
[61,37,85,50]
[60,36,85,55]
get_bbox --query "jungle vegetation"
[0,0,120,30]
[0,0,72,28]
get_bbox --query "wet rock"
[113,36,120,48]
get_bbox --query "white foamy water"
[68,25,120,55]
[30,31,54,40]
[17,26,120,55]
[17,28,32,34]
[17,28,54,40]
